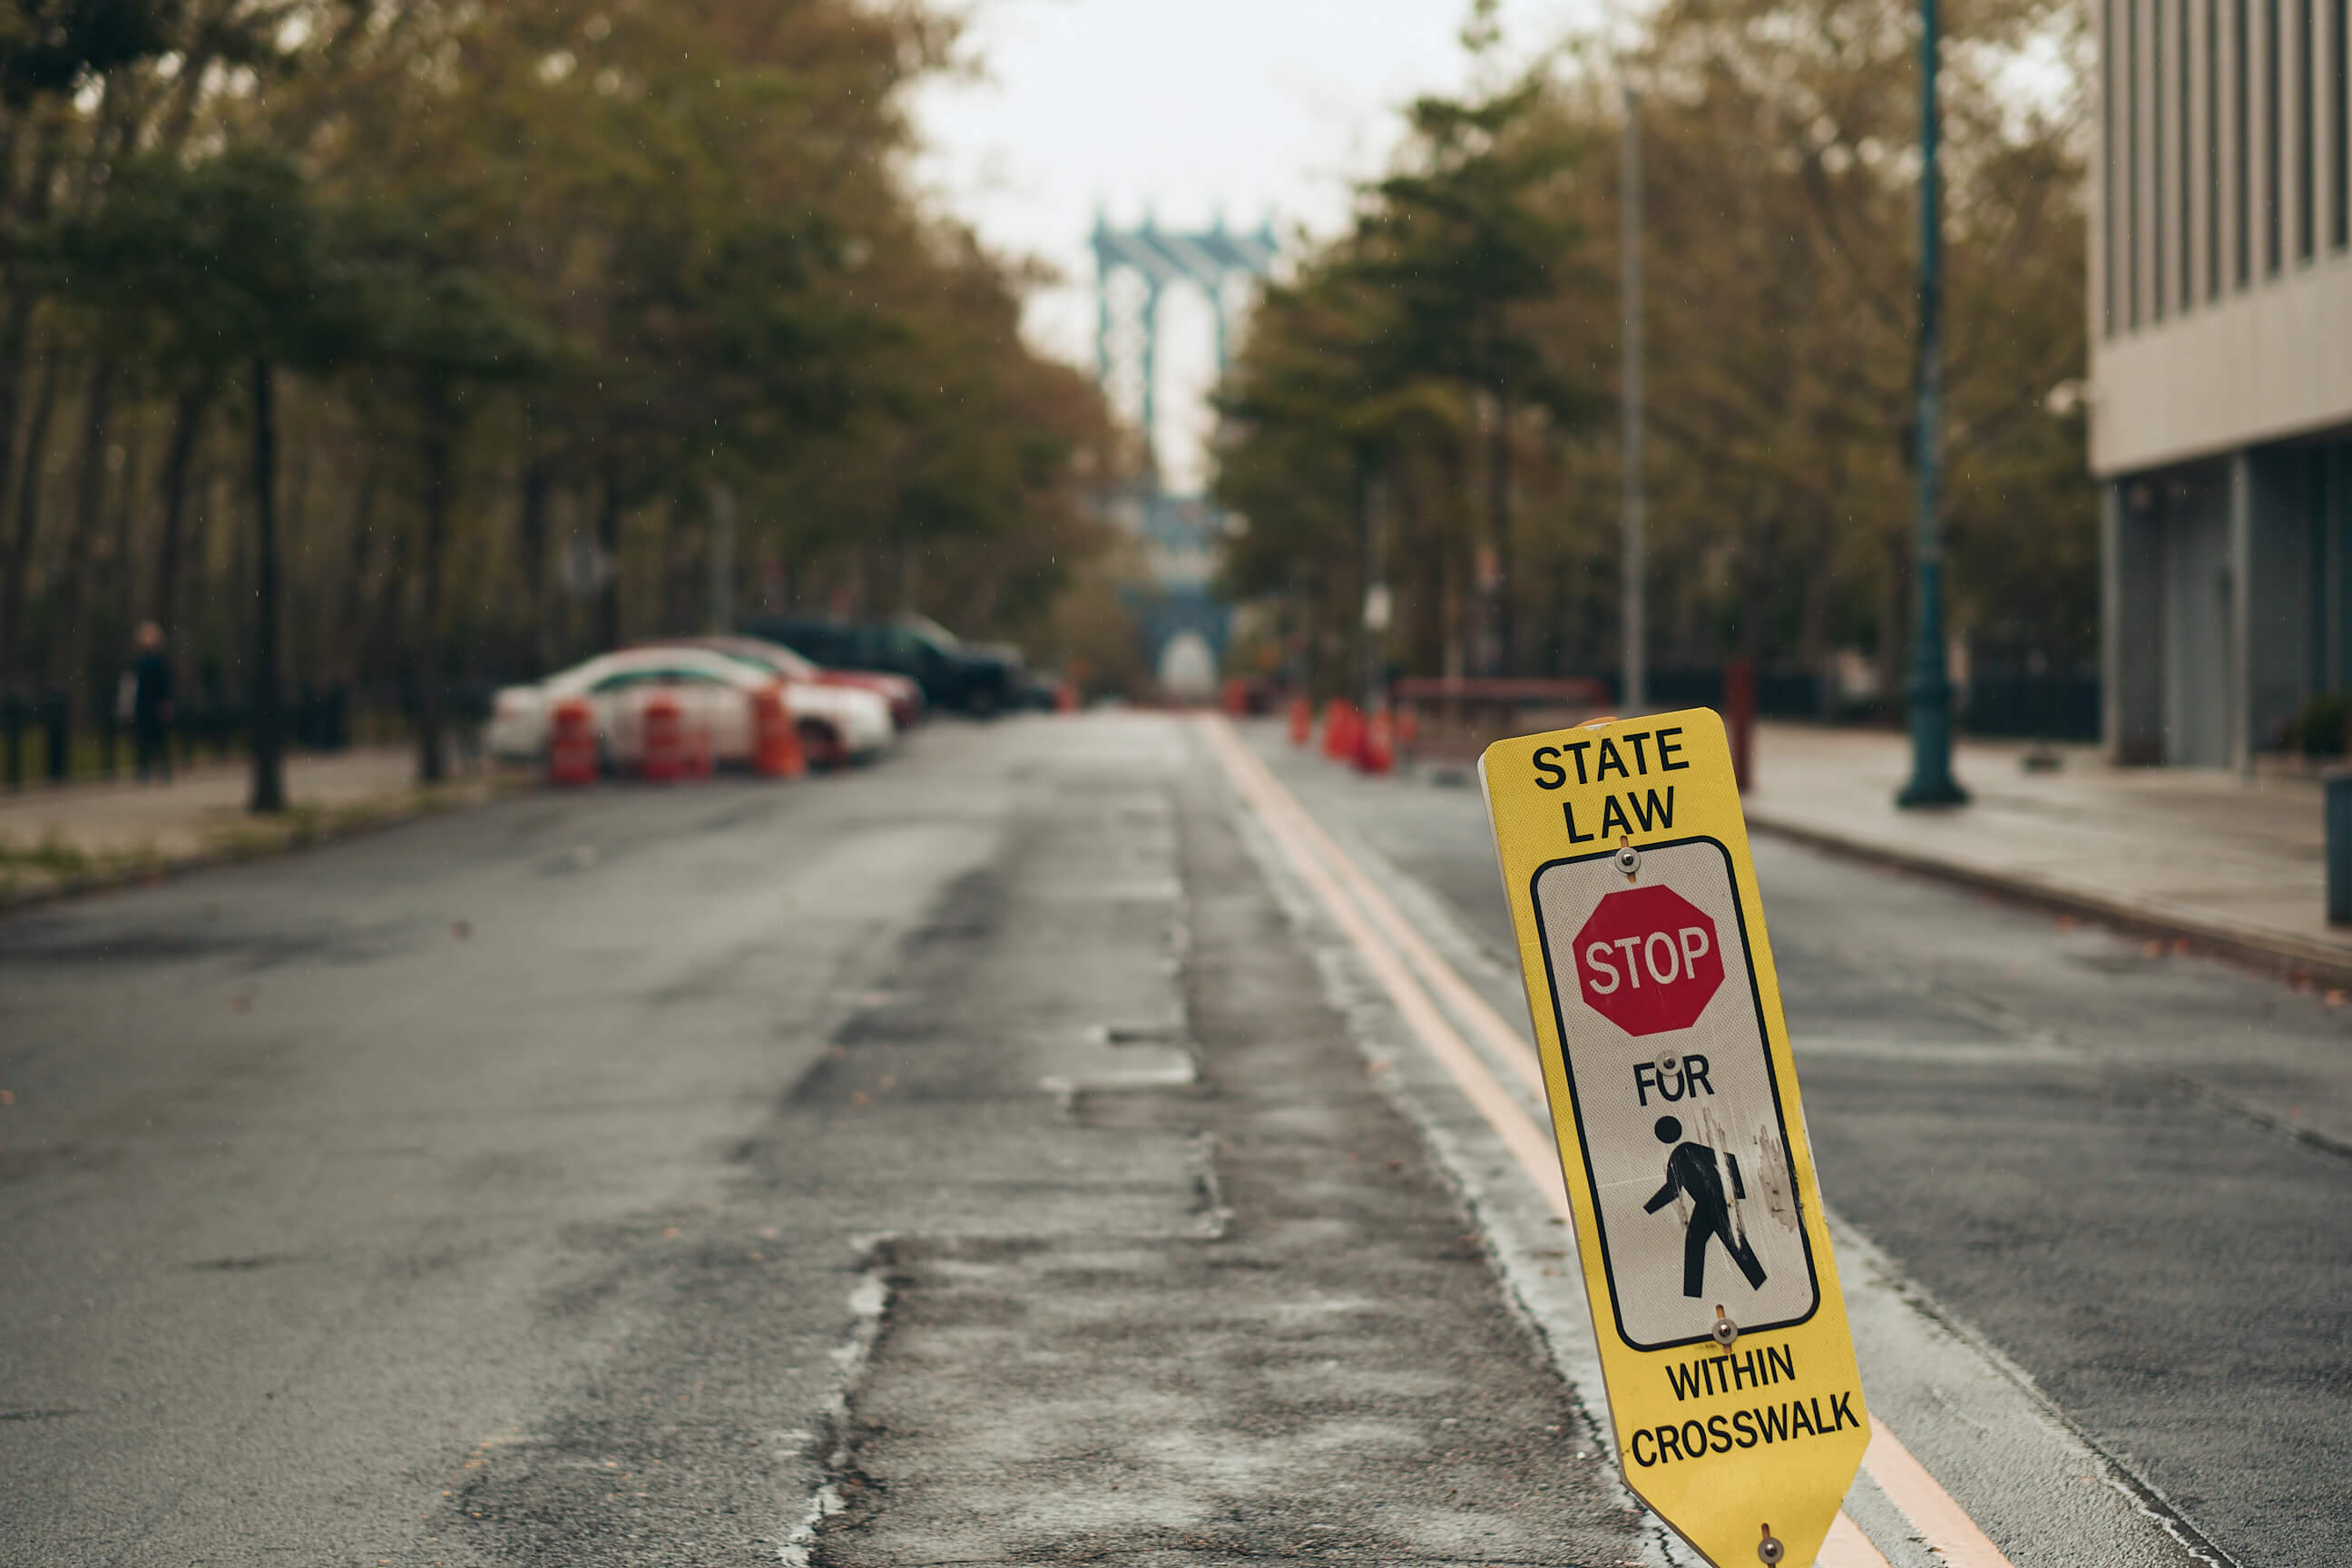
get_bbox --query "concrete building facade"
[2092,0,2352,764]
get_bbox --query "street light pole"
[1620,83,1646,715]
[1897,0,1967,807]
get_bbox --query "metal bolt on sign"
[1757,1524,1785,1564]
[1710,1305,1740,1349]
[1615,839,1642,876]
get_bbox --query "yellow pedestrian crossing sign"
[1481,709,1867,1568]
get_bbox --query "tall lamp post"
[1897,0,1968,807]
[1621,83,1646,715]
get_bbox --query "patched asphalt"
[0,713,1646,1567]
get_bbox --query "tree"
[0,0,178,104]
[1217,0,2094,701]
[53,146,360,808]
[346,207,547,782]
[1357,75,1590,672]
[4,0,1121,789]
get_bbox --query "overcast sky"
[909,0,1606,489]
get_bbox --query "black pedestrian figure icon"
[1643,1115,1768,1298]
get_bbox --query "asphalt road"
[1,714,1635,1567]
[1247,719,2352,1568]
[3,711,2344,1567]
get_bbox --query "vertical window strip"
[2132,0,2144,321]
[2184,0,2198,304]
[2333,0,2347,247]
[2299,0,2315,256]
[2238,0,2252,284]
[2155,0,2169,313]
[2107,0,2122,331]
[2268,0,2282,273]
[2210,0,2225,292]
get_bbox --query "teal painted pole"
[1898,0,1968,808]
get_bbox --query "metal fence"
[0,685,360,789]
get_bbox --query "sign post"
[1480,709,1867,1568]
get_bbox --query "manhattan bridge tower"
[1090,213,1278,696]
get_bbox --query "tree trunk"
[110,415,142,648]
[0,116,66,685]
[415,392,452,785]
[57,356,117,729]
[336,455,379,685]
[515,453,552,668]
[596,457,622,650]
[249,357,286,813]
[1,346,61,687]
[1734,512,1777,663]
[152,382,205,639]
[1485,387,1514,676]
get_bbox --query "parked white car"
[487,647,893,770]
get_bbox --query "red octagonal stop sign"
[1572,885,1725,1035]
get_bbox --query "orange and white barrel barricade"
[1357,707,1396,776]
[640,691,685,782]
[1288,696,1311,747]
[750,685,807,779]
[547,698,599,785]
[1323,700,1361,762]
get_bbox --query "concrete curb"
[1745,809,2352,995]
[0,773,522,916]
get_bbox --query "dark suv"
[744,615,1023,716]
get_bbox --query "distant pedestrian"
[125,622,173,784]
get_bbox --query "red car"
[635,635,925,731]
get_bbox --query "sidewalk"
[0,746,501,907]
[1743,722,2348,988]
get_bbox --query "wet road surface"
[2,711,2343,1566]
